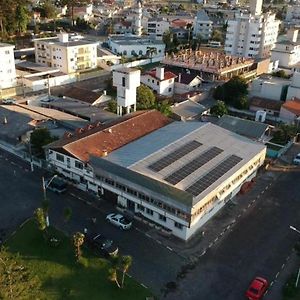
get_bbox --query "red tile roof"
[282,98,300,115]
[171,19,189,28]
[147,70,177,81]
[48,110,172,162]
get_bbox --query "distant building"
[0,43,16,90]
[224,0,280,58]
[271,29,300,70]
[280,98,300,124]
[141,67,177,96]
[193,10,213,40]
[147,17,170,40]
[34,33,98,74]
[174,72,203,94]
[285,5,300,24]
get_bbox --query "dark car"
[88,234,119,257]
[46,177,67,194]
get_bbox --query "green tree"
[211,29,223,43]
[213,76,248,109]
[60,0,88,26]
[108,268,121,288]
[273,124,298,144]
[0,247,41,299]
[154,101,172,117]
[72,232,85,261]
[15,4,30,33]
[34,207,47,232]
[30,128,57,157]
[107,99,117,113]
[120,255,132,288]
[163,30,173,51]
[41,0,58,19]
[210,100,228,117]
[136,84,156,109]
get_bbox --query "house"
[279,98,300,124]
[113,20,132,34]
[249,97,283,117]
[73,4,93,21]
[171,100,208,121]
[141,67,177,96]
[46,111,266,240]
[193,10,213,40]
[147,17,170,40]
[174,72,203,94]
[217,115,271,142]
[0,43,16,90]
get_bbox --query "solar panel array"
[164,147,224,185]
[148,140,202,172]
[185,155,243,197]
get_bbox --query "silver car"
[106,213,132,230]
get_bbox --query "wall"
[279,106,296,124]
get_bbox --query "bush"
[77,256,89,268]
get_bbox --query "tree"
[107,99,117,114]
[120,255,132,288]
[72,232,85,261]
[273,124,298,144]
[30,128,57,157]
[63,207,72,222]
[210,100,228,117]
[154,101,172,117]
[15,4,30,33]
[60,0,88,26]
[108,268,121,288]
[41,0,58,19]
[213,76,248,109]
[211,29,223,43]
[0,247,41,299]
[163,30,173,51]
[136,85,156,109]
[34,207,47,232]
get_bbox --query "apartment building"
[224,0,280,58]
[193,10,213,40]
[147,17,170,40]
[0,43,16,89]
[34,33,98,74]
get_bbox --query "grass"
[5,220,152,300]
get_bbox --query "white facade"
[174,75,203,94]
[287,72,300,100]
[113,68,140,115]
[0,43,16,89]
[34,34,97,74]
[271,29,300,69]
[225,9,280,58]
[141,67,176,96]
[286,5,300,23]
[193,10,213,40]
[147,18,170,40]
[108,36,165,59]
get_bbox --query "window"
[116,183,126,191]
[159,214,166,222]
[5,50,9,55]
[146,208,153,215]
[174,222,183,229]
[122,77,125,87]
[127,188,137,196]
[137,204,145,211]
[56,153,64,162]
[75,161,83,169]
[168,88,172,92]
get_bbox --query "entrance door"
[127,199,135,212]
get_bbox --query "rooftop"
[47,110,172,162]
[171,100,207,119]
[105,122,265,206]
[35,38,98,47]
[109,35,165,46]
[0,43,15,48]
[196,10,212,22]
[146,70,177,81]
[282,98,300,115]
[58,87,102,105]
[250,96,283,111]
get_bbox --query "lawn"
[5,220,153,300]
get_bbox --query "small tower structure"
[113,68,141,116]
[134,0,142,36]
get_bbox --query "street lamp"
[289,225,300,287]
[42,175,57,227]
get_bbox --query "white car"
[293,153,300,165]
[106,213,132,230]
[2,98,16,104]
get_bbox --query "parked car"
[2,98,16,104]
[87,234,118,257]
[246,277,268,300]
[106,213,132,230]
[293,153,300,165]
[45,177,67,194]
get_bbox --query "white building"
[34,33,98,74]
[285,5,300,24]
[147,17,170,40]
[133,0,143,36]
[279,98,300,124]
[287,71,300,100]
[46,117,266,241]
[141,67,177,96]
[0,43,16,89]
[108,35,165,59]
[224,0,280,58]
[193,10,213,40]
[271,29,300,70]
[113,68,140,115]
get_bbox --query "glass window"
[174,222,183,229]
[56,153,64,162]
[159,214,166,222]
[75,161,83,169]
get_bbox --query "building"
[279,98,300,124]
[285,5,300,24]
[0,43,16,89]
[113,68,140,115]
[73,4,93,21]
[171,100,208,121]
[46,114,266,240]
[224,0,280,59]
[133,0,143,36]
[108,35,165,59]
[147,17,170,40]
[271,29,300,70]
[193,10,213,40]
[34,33,98,74]
[174,72,203,94]
[249,96,283,117]
[287,71,300,100]
[141,67,177,96]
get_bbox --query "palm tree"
[34,208,47,232]
[120,255,132,288]
[72,232,85,261]
[108,268,121,288]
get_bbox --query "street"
[1,147,300,299]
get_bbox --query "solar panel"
[148,140,202,172]
[164,147,223,185]
[185,155,243,197]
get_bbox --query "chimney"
[156,67,164,80]
[178,73,182,83]
[57,33,69,43]
[287,28,299,43]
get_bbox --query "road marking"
[156,240,162,244]
[145,233,151,238]
[237,214,241,218]
[275,272,280,278]
[140,283,148,289]
[200,250,206,257]
[265,186,269,190]
[166,246,173,252]
[270,281,274,287]
[261,190,265,194]
[248,204,251,208]
[252,199,256,203]
[257,195,260,199]
[281,263,285,269]
[214,237,218,243]
[208,243,213,248]
[227,225,231,230]
[220,231,224,236]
